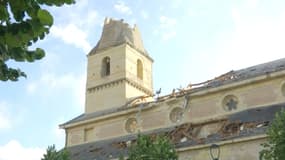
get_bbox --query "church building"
[60,18,285,160]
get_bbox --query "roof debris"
[66,103,285,160]
[61,58,285,127]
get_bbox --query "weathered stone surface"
[66,103,285,160]
[179,138,266,160]
[83,18,154,113]
[89,18,147,55]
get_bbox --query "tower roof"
[89,18,147,55]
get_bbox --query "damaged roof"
[88,18,149,57]
[66,103,285,160]
[202,57,285,88]
[61,58,285,127]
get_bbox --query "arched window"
[137,59,143,80]
[101,57,110,77]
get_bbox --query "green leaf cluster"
[42,145,70,160]
[260,109,285,160]
[0,0,75,81]
[121,134,178,160]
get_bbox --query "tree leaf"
[0,0,74,81]
[34,48,45,60]
[5,32,20,47]
[37,9,53,26]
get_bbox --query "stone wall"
[178,136,266,160]
[66,73,285,146]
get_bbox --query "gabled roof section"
[88,17,148,56]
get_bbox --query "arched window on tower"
[137,59,143,80]
[101,57,110,77]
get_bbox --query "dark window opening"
[101,57,110,77]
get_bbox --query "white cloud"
[70,10,100,28]
[162,31,177,41]
[0,140,45,160]
[51,24,91,53]
[74,74,86,108]
[152,29,159,36]
[85,10,99,27]
[202,6,285,76]
[26,53,62,95]
[114,1,132,15]
[157,16,177,41]
[25,72,86,110]
[140,10,149,19]
[218,7,285,69]
[246,0,259,9]
[53,125,64,141]
[40,52,61,73]
[40,73,76,89]
[231,8,241,26]
[180,4,285,85]
[25,48,86,110]
[49,0,102,52]
[26,83,37,94]
[0,102,12,129]
[51,118,66,148]
[159,16,177,29]
[40,72,86,108]
[52,0,99,27]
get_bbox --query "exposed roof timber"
[61,58,285,128]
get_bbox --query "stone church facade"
[60,18,285,160]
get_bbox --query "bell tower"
[85,18,153,113]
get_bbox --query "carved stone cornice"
[87,78,153,96]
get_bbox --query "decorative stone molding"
[222,95,238,111]
[87,78,153,96]
[125,118,138,133]
[169,107,184,123]
[87,79,124,93]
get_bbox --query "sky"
[1,0,285,159]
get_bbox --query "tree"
[121,134,178,160]
[41,145,70,160]
[0,0,75,81]
[259,109,285,160]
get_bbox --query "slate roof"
[66,103,285,160]
[204,57,285,88]
[61,58,285,127]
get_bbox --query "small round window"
[125,118,138,133]
[169,107,184,123]
[222,95,238,111]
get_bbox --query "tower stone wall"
[85,18,153,113]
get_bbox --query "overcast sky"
[1,0,285,159]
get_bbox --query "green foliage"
[260,109,285,160]
[42,145,70,160]
[0,0,75,81]
[123,134,178,160]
